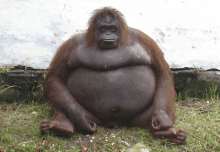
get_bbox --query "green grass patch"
[0,99,220,152]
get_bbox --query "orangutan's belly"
[67,65,156,118]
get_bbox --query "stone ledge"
[0,65,46,101]
[172,68,220,98]
[0,65,219,102]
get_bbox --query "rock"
[0,65,46,102]
[172,68,220,98]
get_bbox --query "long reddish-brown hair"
[86,7,127,47]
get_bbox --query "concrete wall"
[0,0,219,69]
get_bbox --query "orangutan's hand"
[152,110,173,130]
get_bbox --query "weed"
[204,83,219,102]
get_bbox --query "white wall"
[0,0,220,69]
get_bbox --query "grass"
[0,98,219,152]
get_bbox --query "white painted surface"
[0,0,219,69]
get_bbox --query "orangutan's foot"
[153,127,187,144]
[41,115,75,137]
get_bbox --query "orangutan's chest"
[67,42,151,70]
